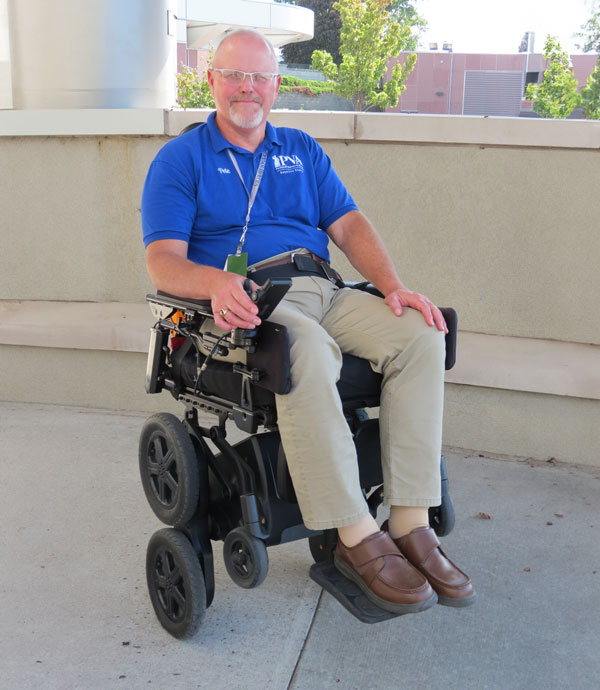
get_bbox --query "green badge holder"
[225,252,248,276]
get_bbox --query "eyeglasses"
[211,68,279,87]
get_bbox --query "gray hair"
[213,28,279,70]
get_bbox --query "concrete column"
[7,0,177,109]
[0,0,11,108]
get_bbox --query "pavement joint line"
[286,588,325,690]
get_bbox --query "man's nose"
[239,73,255,89]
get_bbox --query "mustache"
[230,96,263,105]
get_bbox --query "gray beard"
[229,102,264,129]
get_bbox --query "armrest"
[439,307,457,371]
[153,290,212,315]
[346,282,458,371]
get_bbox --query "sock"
[337,512,379,548]
[388,506,430,539]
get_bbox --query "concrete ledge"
[0,301,154,353]
[162,108,358,140]
[0,108,166,136]
[354,112,600,149]
[164,108,600,149]
[1,346,598,466]
[442,383,600,467]
[3,108,598,150]
[447,331,600,401]
[1,300,598,402]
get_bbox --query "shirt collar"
[206,111,281,155]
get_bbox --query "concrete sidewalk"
[1,402,599,690]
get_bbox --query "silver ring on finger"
[219,308,228,318]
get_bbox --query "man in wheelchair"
[140,28,475,632]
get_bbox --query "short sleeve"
[141,153,198,247]
[305,135,358,230]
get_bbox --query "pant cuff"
[302,505,371,531]
[384,497,441,508]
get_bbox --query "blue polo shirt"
[141,112,357,267]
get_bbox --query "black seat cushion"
[337,354,382,409]
[171,339,381,411]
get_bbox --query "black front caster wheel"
[429,493,455,537]
[223,527,269,589]
[139,413,200,527]
[146,528,206,639]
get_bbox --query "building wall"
[572,54,599,88]
[390,51,598,116]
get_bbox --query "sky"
[265,0,597,55]
[413,0,596,54]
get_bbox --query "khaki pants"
[270,276,445,530]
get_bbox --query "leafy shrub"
[176,63,214,109]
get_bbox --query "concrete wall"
[2,112,598,342]
[323,140,599,345]
[1,109,599,465]
[0,134,159,302]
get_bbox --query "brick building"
[388,51,598,117]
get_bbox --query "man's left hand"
[385,288,448,333]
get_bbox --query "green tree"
[279,0,343,65]
[580,57,600,119]
[176,63,214,109]
[525,36,580,118]
[276,0,424,65]
[575,1,600,53]
[387,0,427,50]
[311,0,417,111]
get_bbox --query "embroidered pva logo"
[272,154,304,174]
[218,167,231,174]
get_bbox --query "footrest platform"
[309,561,407,624]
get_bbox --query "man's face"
[208,34,281,133]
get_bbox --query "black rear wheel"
[146,528,206,639]
[139,413,200,527]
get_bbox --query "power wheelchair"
[139,277,458,638]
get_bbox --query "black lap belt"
[249,254,345,288]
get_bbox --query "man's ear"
[207,69,215,92]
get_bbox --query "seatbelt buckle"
[292,254,316,272]
[320,262,345,288]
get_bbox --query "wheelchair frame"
[139,281,458,637]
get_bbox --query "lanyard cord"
[227,150,268,256]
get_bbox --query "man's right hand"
[146,239,260,332]
[210,271,261,332]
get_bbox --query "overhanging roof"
[184,0,314,50]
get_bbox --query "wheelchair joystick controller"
[230,278,292,348]
[243,277,292,321]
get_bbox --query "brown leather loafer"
[334,530,437,614]
[391,525,477,608]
